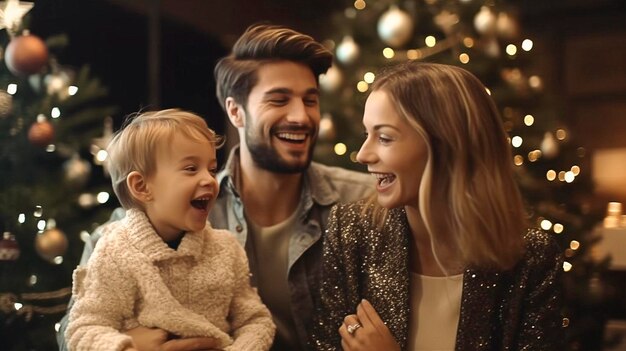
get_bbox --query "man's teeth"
[276,133,306,141]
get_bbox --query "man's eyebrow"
[306,87,320,96]
[263,87,320,96]
[264,88,293,95]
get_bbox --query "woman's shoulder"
[329,200,407,239]
[332,199,371,214]
[520,227,563,268]
[330,200,377,229]
[523,227,560,252]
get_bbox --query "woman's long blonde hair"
[369,62,527,271]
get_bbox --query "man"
[57,24,372,351]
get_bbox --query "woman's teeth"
[373,173,395,186]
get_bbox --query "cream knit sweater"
[66,209,275,351]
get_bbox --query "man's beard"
[245,124,317,174]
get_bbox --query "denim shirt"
[57,146,372,351]
[209,146,373,349]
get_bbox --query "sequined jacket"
[312,201,565,351]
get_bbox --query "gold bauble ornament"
[496,12,520,39]
[35,228,68,262]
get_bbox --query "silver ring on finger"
[347,323,362,335]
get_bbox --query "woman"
[312,62,564,350]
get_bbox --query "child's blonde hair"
[107,109,224,210]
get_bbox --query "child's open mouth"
[191,197,210,211]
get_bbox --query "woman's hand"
[125,326,219,351]
[338,299,401,351]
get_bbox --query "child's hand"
[125,326,168,350]
[125,326,220,350]
[161,337,220,351]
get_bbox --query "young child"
[66,109,275,351]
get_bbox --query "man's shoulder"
[309,162,373,188]
[309,162,374,203]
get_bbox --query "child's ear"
[126,171,152,203]
[225,97,245,128]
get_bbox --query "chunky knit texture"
[66,209,275,351]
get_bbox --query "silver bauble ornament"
[64,154,92,188]
[319,113,337,141]
[377,5,414,48]
[319,65,343,93]
[336,36,360,65]
[484,37,501,58]
[28,74,43,93]
[541,132,559,159]
[474,6,497,35]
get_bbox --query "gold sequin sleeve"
[455,228,566,350]
[311,202,410,350]
[311,203,359,350]
[512,228,565,350]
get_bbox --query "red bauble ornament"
[0,232,20,261]
[28,118,55,146]
[4,34,49,76]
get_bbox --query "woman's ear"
[225,97,245,128]
[126,171,152,203]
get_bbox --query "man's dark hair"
[214,24,333,111]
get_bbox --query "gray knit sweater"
[66,209,275,351]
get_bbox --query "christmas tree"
[0,1,118,349]
[314,0,607,349]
